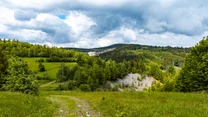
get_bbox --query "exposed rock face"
[116,73,156,91]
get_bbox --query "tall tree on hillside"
[0,47,8,90]
[56,63,71,82]
[176,37,208,92]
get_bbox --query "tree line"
[1,38,207,93]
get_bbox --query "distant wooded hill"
[66,44,190,68]
[65,44,190,53]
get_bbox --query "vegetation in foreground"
[0,38,208,117]
[0,91,207,117]
[0,92,57,117]
[42,91,208,117]
[176,37,208,91]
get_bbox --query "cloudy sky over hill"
[0,0,208,48]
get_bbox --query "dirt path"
[70,97,102,117]
[48,95,102,117]
[47,95,71,117]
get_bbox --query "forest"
[0,38,208,117]
[1,37,207,94]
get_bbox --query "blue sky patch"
[58,15,66,20]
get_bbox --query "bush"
[37,58,45,62]
[147,62,165,82]
[56,81,76,91]
[147,82,164,92]
[57,83,68,91]
[68,81,76,90]
[38,62,46,72]
[36,73,51,81]
[79,84,91,92]
[3,57,40,95]
[4,75,40,95]
[46,56,76,62]
[111,83,120,91]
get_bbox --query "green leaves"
[3,57,40,95]
[176,37,208,92]
[38,62,46,72]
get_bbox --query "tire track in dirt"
[69,97,102,117]
[48,95,102,117]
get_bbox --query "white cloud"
[1,0,208,48]
[64,11,95,34]
[0,24,8,32]
[0,7,15,25]
[144,16,169,33]
[4,0,63,11]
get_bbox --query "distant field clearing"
[22,57,76,80]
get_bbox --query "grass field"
[42,91,208,117]
[22,57,76,80]
[0,92,57,117]
[1,91,207,117]
[2,58,207,117]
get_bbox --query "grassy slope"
[22,57,76,80]
[1,91,207,117]
[12,58,207,117]
[0,92,57,117]
[43,91,208,117]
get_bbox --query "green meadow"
[0,92,57,117]
[22,57,76,80]
[13,58,207,117]
[1,91,206,117]
[1,57,208,117]
[42,91,208,117]
[0,42,207,117]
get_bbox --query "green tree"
[38,62,46,72]
[79,84,91,91]
[176,37,208,92]
[166,66,176,76]
[4,57,39,95]
[147,62,164,82]
[56,63,71,82]
[0,47,9,90]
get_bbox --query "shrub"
[3,57,40,95]
[36,73,51,81]
[57,83,68,91]
[37,58,44,62]
[4,75,40,95]
[79,84,91,92]
[38,62,46,72]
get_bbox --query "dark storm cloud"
[1,0,208,47]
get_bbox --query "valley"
[0,39,207,117]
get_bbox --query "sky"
[0,0,208,48]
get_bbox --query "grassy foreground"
[1,91,208,117]
[0,92,57,117]
[43,91,208,117]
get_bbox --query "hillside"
[66,44,190,68]
[97,44,190,68]
[65,44,125,52]
[0,39,189,93]
[0,39,208,117]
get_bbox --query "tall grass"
[44,91,208,117]
[0,92,57,117]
